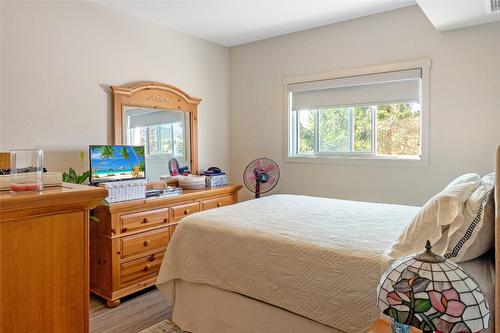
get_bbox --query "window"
[286,61,429,164]
[125,109,189,161]
[128,123,185,159]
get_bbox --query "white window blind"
[288,68,421,110]
[127,110,185,129]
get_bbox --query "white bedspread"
[156,194,420,332]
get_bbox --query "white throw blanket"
[156,194,420,332]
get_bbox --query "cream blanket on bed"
[156,194,420,332]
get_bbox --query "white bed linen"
[156,194,420,332]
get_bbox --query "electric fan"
[243,157,280,198]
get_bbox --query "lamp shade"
[377,241,489,333]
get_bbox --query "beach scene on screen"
[90,146,145,182]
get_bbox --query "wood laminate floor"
[90,287,171,333]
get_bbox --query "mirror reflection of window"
[123,106,190,180]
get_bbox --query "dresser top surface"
[0,183,108,216]
[98,184,243,213]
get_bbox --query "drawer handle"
[143,240,151,247]
[121,228,127,233]
[143,264,150,272]
[148,254,155,262]
[163,218,168,223]
[184,209,190,215]
[141,217,150,224]
[216,202,222,207]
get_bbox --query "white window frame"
[145,123,185,159]
[284,59,431,167]
[124,113,190,163]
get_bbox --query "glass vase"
[10,149,44,193]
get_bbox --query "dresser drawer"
[120,252,164,287]
[201,195,235,211]
[121,228,169,258]
[120,208,169,233]
[171,202,200,222]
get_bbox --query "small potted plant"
[63,151,90,184]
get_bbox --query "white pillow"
[386,173,481,260]
[444,172,495,262]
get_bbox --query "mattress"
[156,194,420,332]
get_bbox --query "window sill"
[285,154,429,167]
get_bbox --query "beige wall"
[2,3,499,205]
[0,1,230,175]
[230,5,500,204]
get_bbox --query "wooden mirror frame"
[111,82,202,174]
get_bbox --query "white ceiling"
[96,0,416,47]
[417,0,500,31]
[96,0,500,47]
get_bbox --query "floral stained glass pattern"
[377,256,489,333]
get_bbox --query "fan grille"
[243,158,280,195]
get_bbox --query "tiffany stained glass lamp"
[377,241,489,333]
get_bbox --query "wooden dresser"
[90,184,242,307]
[0,183,107,333]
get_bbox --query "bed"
[156,147,500,333]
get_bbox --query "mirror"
[112,82,201,181]
[123,107,190,181]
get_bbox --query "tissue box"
[205,174,227,187]
[99,179,146,203]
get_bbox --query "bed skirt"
[158,280,348,333]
